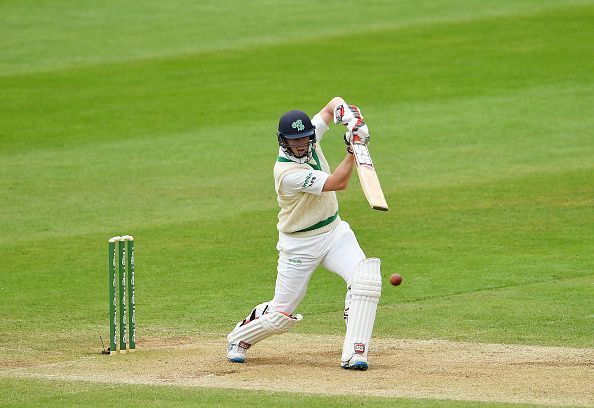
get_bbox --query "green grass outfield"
[1,0,593,406]
[0,377,551,408]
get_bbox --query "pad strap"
[227,312,303,349]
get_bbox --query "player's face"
[286,136,310,157]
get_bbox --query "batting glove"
[344,133,354,154]
[345,105,366,135]
[344,124,370,146]
[334,103,356,125]
[348,105,364,122]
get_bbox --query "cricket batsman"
[226,97,382,370]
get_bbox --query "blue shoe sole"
[351,361,368,371]
[228,357,245,363]
[341,361,368,371]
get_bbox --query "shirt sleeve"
[279,170,329,196]
[311,113,330,143]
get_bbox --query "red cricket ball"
[390,273,402,286]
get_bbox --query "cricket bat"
[350,134,389,211]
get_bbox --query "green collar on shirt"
[276,150,322,171]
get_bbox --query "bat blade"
[351,142,389,211]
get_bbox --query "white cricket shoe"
[227,343,247,363]
[341,354,368,371]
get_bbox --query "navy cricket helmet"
[277,110,316,163]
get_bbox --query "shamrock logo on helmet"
[291,119,305,132]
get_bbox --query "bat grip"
[345,131,362,144]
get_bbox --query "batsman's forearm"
[327,154,355,191]
[320,96,348,124]
[328,96,347,112]
[338,153,356,180]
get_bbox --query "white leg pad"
[341,258,382,363]
[227,312,303,350]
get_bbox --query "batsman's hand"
[336,103,368,143]
[344,126,370,146]
[333,103,355,125]
[345,105,369,144]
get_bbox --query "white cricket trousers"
[270,221,366,314]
